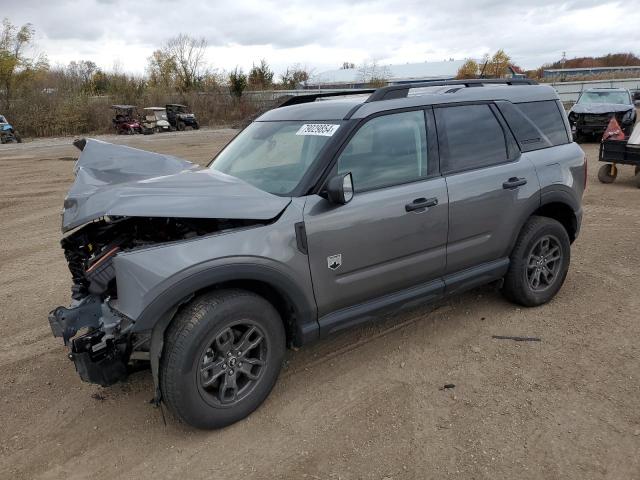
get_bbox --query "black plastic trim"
[443,258,509,295]
[133,263,319,346]
[294,222,308,255]
[278,90,375,108]
[318,279,445,337]
[365,79,538,103]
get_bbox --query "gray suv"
[49,79,586,429]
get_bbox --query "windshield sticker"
[296,124,340,137]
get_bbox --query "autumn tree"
[280,64,310,89]
[484,49,511,78]
[147,49,177,89]
[0,18,48,109]
[248,59,274,89]
[456,59,479,79]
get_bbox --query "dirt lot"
[0,130,638,480]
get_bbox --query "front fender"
[130,260,319,343]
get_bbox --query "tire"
[160,289,285,429]
[635,166,640,176]
[193,122,199,130]
[634,172,640,189]
[177,121,185,131]
[598,163,617,183]
[502,216,571,307]
[14,131,22,143]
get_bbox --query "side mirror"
[326,172,354,205]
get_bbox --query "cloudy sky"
[8,0,640,76]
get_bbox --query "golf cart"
[142,107,171,133]
[111,105,142,135]
[0,114,22,143]
[165,104,199,131]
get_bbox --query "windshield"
[210,121,339,195]
[578,91,631,105]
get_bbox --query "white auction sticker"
[296,124,340,137]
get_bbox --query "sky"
[7,0,640,77]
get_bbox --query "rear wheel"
[177,121,186,131]
[160,289,285,429]
[502,216,570,307]
[597,163,617,183]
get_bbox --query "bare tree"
[357,60,391,86]
[164,34,207,91]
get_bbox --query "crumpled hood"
[62,139,291,232]
[569,103,634,115]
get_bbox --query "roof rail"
[277,89,376,108]
[364,78,538,103]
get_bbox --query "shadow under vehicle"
[166,104,199,131]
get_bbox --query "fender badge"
[327,254,342,271]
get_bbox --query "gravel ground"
[0,130,638,480]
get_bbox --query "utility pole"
[561,51,567,81]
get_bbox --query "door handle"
[502,177,527,189]
[405,197,438,212]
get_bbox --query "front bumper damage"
[48,295,130,386]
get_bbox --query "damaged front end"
[49,295,129,386]
[50,216,244,386]
[49,139,290,387]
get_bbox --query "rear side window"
[515,101,569,147]
[435,104,508,174]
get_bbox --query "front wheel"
[160,289,285,429]
[177,121,185,131]
[502,216,570,307]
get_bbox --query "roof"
[309,60,466,86]
[584,87,628,91]
[111,104,136,109]
[258,83,558,122]
[166,104,187,107]
[544,66,640,73]
[144,107,166,110]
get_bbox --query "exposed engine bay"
[62,216,259,300]
[51,215,267,387]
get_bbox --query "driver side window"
[337,110,428,192]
